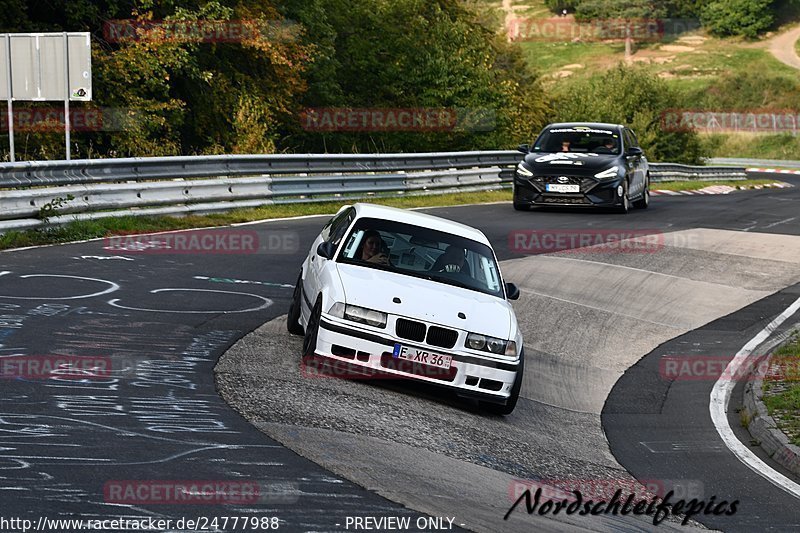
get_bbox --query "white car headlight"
[466,332,512,355]
[594,166,619,180]
[516,162,534,177]
[328,302,345,318]
[343,304,387,328]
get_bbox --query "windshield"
[336,217,504,298]
[532,127,620,155]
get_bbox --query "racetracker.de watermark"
[103,480,298,505]
[103,19,299,43]
[299,107,496,132]
[659,355,800,381]
[509,229,665,254]
[103,230,299,255]
[0,355,111,380]
[0,108,140,132]
[507,17,701,43]
[300,354,459,381]
[661,109,800,134]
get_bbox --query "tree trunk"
[625,25,633,63]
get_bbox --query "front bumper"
[310,315,521,404]
[514,174,624,208]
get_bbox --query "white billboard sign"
[1,32,91,161]
[0,32,91,101]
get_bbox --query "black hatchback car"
[513,123,649,213]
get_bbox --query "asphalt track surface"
[1,174,799,532]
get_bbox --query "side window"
[621,129,631,151]
[624,129,639,148]
[321,208,354,243]
[330,210,355,246]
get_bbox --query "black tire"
[616,181,630,214]
[302,299,322,359]
[633,176,650,209]
[483,349,525,416]
[287,272,304,335]
[512,187,530,211]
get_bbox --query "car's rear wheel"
[302,298,322,359]
[287,272,304,335]
[483,349,524,416]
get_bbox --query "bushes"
[544,0,581,13]
[700,0,775,38]
[550,65,703,163]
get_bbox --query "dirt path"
[768,24,800,70]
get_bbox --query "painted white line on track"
[763,217,797,229]
[710,294,800,499]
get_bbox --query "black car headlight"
[328,302,387,328]
[466,333,517,356]
[516,162,534,178]
[594,166,621,181]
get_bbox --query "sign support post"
[63,32,70,160]
[5,34,14,163]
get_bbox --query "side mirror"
[317,241,336,260]
[626,146,643,156]
[517,144,530,153]
[505,282,520,301]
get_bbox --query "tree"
[575,0,666,62]
[551,65,703,163]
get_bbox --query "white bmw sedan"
[287,203,524,414]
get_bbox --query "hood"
[523,152,620,174]
[335,263,513,339]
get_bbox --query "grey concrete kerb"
[743,349,800,477]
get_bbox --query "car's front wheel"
[483,349,524,416]
[633,176,650,209]
[302,298,322,359]
[287,272,304,335]
[616,181,630,214]
[513,190,530,211]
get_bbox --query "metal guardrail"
[0,152,749,232]
[648,162,747,182]
[709,157,800,169]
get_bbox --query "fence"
[0,151,748,232]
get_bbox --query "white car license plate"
[546,183,579,193]
[393,344,452,370]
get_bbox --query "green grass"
[700,133,800,160]
[519,41,622,77]
[762,333,800,447]
[652,179,782,191]
[0,190,513,251]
